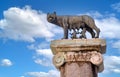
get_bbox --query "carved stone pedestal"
[50,39,106,77]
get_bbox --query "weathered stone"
[51,39,106,55]
[50,39,106,77]
[53,51,104,73]
[53,52,65,68]
[90,52,103,66]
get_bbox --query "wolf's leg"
[93,25,100,38]
[63,26,68,39]
[91,31,95,38]
[87,28,95,38]
[80,28,86,38]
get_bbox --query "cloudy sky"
[1,0,120,77]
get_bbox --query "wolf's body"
[47,12,100,39]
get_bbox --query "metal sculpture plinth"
[50,39,106,77]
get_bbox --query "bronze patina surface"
[47,12,100,39]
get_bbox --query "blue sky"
[1,0,120,77]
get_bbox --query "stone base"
[51,39,106,55]
[50,39,106,77]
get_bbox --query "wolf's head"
[47,12,56,23]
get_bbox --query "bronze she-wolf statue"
[47,12,100,39]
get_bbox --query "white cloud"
[36,49,53,58]
[27,44,37,50]
[26,70,60,77]
[111,2,120,12]
[33,49,53,66]
[112,40,120,49]
[104,55,120,73]
[83,11,103,18]
[0,6,61,42]
[27,42,53,67]
[0,59,13,66]
[27,42,50,50]
[81,11,115,20]
[34,58,52,66]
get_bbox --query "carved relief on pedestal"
[65,51,103,65]
[90,51,103,66]
[53,52,65,68]
[53,51,103,72]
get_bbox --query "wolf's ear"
[53,11,56,15]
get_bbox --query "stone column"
[50,39,106,77]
